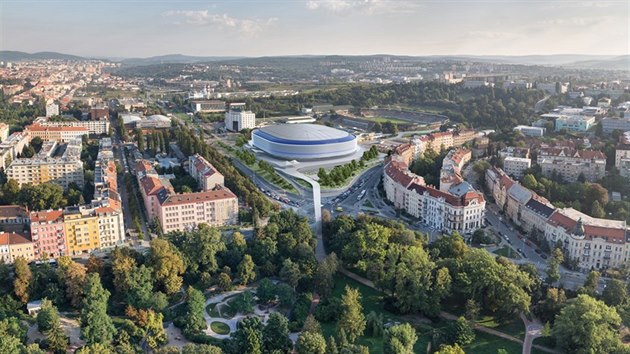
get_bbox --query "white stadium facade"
[252,124,358,160]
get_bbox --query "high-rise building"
[225,110,256,131]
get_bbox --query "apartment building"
[63,207,100,256]
[0,205,29,233]
[158,188,239,233]
[0,132,30,169]
[0,232,35,263]
[137,159,239,232]
[601,118,630,134]
[190,100,226,113]
[7,139,84,190]
[189,154,225,191]
[439,149,471,192]
[30,209,66,259]
[498,147,530,159]
[35,117,110,135]
[0,123,9,142]
[384,155,485,235]
[537,147,606,182]
[520,197,556,234]
[95,205,125,249]
[503,157,531,180]
[225,110,256,132]
[545,208,629,271]
[25,124,88,142]
[615,132,630,178]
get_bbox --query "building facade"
[545,208,629,271]
[30,210,66,259]
[537,147,606,183]
[189,154,224,191]
[503,156,531,180]
[7,139,84,190]
[225,110,256,132]
[25,124,88,142]
[158,188,239,233]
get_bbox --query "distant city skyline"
[1,0,628,58]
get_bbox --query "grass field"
[210,321,230,335]
[493,246,522,260]
[206,303,220,318]
[360,116,409,124]
[321,275,534,354]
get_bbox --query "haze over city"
[1,0,629,57]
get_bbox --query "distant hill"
[428,54,621,66]
[562,55,630,70]
[120,54,245,66]
[0,50,85,61]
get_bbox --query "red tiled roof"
[140,176,165,196]
[8,233,32,245]
[548,211,626,243]
[29,210,64,223]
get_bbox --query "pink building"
[29,210,66,259]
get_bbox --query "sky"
[0,0,628,58]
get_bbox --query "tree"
[218,272,232,291]
[433,344,465,354]
[148,238,185,295]
[1,179,20,204]
[326,336,339,354]
[296,331,327,354]
[464,299,480,322]
[365,311,383,337]
[46,317,68,354]
[81,273,116,345]
[591,200,606,218]
[183,287,207,335]
[145,310,168,350]
[337,286,366,343]
[579,271,601,297]
[446,317,475,346]
[280,258,301,289]
[383,323,417,354]
[315,253,339,299]
[58,256,87,308]
[303,315,322,334]
[37,299,60,332]
[602,279,628,307]
[13,256,31,303]
[237,254,256,285]
[231,317,263,354]
[263,312,292,353]
[181,344,223,354]
[76,343,115,353]
[553,295,624,353]
[546,248,563,285]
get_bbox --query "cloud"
[536,16,609,27]
[469,31,520,40]
[305,0,419,14]
[164,10,277,36]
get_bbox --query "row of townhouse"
[0,138,126,262]
[136,159,238,233]
[486,167,629,271]
[412,129,477,155]
[384,147,485,234]
[537,147,606,182]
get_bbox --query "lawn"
[295,178,313,189]
[492,246,522,260]
[210,321,230,335]
[321,274,531,354]
[475,315,525,340]
[363,200,374,208]
[360,116,409,124]
[206,303,220,318]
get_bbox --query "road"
[535,96,550,113]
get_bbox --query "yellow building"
[63,207,100,256]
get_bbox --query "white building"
[45,103,59,117]
[0,123,9,142]
[513,125,544,137]
[545,208,629,271]
[35,117,110,135]
[225,110,256,131]
[503,156,531,180]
